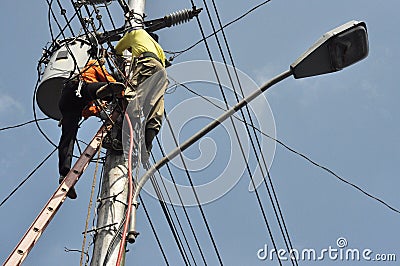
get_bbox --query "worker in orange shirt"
[58,57,125,199]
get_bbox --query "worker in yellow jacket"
[58,58,124,199]
[114,29,168,157]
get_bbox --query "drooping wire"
[47,0,55,42]
[33,70,88,157]
[46,0,69,42]
[272,136,400,215]
[189,1,278,264]
[155,135,208,265]
[164,77,225,265]
[138,194,170,265]
[203,1,297,265]
[0,118,50,132]
[167,0,272,60]
[143,162,192,266]
[0,147,58,208]
[34,55,58,148]
[1,59,96,208]
[102,2,117,29]
[47,12,79,44]
[179,81,400,215]
[147,153,199,265]
[55,0,76,36]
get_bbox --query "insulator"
[144,7,201,32]
[165,9,193,27]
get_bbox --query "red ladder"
[3,112,118,266]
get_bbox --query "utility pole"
[90,1,146,265]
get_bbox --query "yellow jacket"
[114,29,166,67]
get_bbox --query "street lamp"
[125,20,369,242]
[291,20,369,78]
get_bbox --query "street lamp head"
[291,20,369,79]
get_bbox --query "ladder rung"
[3,111,119,266]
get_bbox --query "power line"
[189,0,282,264]
[0,118,50,132]
[145,164,192,266]
[149,154,200,265]
[204,0,297,264]
[139,194,171,266]
[272,137,400,215]
[166,0,272,60]
[163,105,224,265]
[0,147,58,208]
[155,135,208,264]
[178,81,400,215]
[33,74,58,148]
[162,5,228,253]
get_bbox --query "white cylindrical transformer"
[36,38,92,120]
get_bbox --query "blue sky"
[1,0,399,265]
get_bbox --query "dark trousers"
[58,80,107,176]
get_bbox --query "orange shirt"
[81,59,116,83]
[80,59,116,118]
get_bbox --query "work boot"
[96,82,125,99]
[145,128,157,152]
[59,176,78,199]
[141,129,158,162]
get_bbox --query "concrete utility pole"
[90,0,146,265]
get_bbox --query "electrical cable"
[179,81,400,215]
[271,136,400,215]
[102,2,117,30]
[34,69,87,154]
[115,112,135,266]
[155,136,208,265]
[6,2,175,264]
[139,194,170,266]
[55,0,76,36]
[143,161,192,266]
[12,3,398,266]
[167,0,272,60]
[0,118,50,132]
[164,90,225,265]
[0,147,58,208]
[33,47,60,148]
[47,0,55,42]
[2,29,107,208]
[188,1,280,264]
[46,0,69,41]
[51,12,79,42]
[204,1,297,265]
[147,155,199,266]
[102,213,127,266]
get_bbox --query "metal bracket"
[84,222,118,234]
